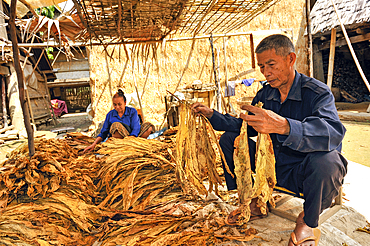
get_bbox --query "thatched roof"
[310,0,370,36]
[75,0,280,43]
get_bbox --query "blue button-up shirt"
[209,71,346,181]
[97,106,141,139]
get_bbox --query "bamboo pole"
[209,34,220,111]
[141,61,151,100]
[104,50,113,108]
[330,0,370,93]
[130,55,145,122]
[327,28,336,90]
[7,29,295,48]
[223,36,230,112]
[216,48,222,112]
[2,77,8,128]
[159,38,197,129]
[9,0,35,157]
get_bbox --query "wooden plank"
[327,28,336,90]
[0,66,10,75]
[313,43,325,83]
[318,205,342,225]
[270,207,297,222]
[318,32,370,51]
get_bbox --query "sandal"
[290,228,321,246]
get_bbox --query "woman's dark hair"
[113,89,126,102]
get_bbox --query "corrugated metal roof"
[310,0,370,36]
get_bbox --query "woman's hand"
[240,104,290,135]
[191,102,214,118]
[83,144,96,154]
[83,136,102,154]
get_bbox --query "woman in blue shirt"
[83,89,154,153]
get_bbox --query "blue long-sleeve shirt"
[97,106,141,139]
[209,71,346,174]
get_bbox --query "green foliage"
[46,47,54,60]
[36,5,55,19]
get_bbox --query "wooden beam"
[9,0,35,157]
[318,32,370,50]
[327,28,336,90]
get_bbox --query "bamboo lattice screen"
[75,0,280,42]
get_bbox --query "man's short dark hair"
[255,34,295,57]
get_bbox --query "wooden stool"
[270,186,343,225]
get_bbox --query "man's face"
[256,48,295,90]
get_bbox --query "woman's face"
[113,96,126,115]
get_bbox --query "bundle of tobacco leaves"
[175,104,231,197]
[94,202,260,245]
[95,136,185,211]
[0,138,101,208]
[233,102,277,225]
[0,138,107,244]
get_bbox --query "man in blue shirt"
[193,34,347,246]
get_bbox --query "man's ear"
[288,52,297,65]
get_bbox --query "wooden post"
[250,34,255,69]
[306,0,313,77]
[43,73,56,125]
[9,0,35,157]
[313,43,325,82]
[1,77,7,128]
[327,28,336,90]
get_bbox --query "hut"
[0,0,57,136]
[310,0,370,103]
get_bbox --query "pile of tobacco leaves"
[0,131,261,245]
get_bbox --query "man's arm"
[192,102,243,132]
[276,92,346,152]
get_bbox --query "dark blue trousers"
[219,131,347,228]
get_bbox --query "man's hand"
[191,102,214,118]
[240,104,290,135]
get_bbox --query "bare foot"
[288,211,320,246]
[225,198,268,225]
